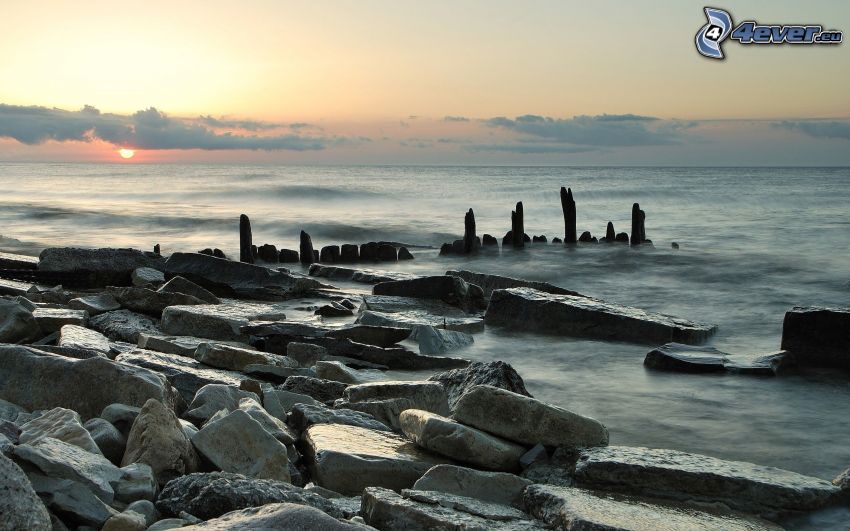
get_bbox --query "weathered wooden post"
[561,187,577,245]
[630,203,641,246]
[463,208,478,254]
[300,230,315,265]
[640,209,647,242]
[239,214,253,263]
[511,201,525,248]
[606,222,615,242]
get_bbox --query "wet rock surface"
[90,310,160,343]
[0,452,52,530]
[781,306,850,369]
[447,269,581,299]
[429,361,531,409]
[644,343,729,373]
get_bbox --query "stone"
[360,242,378,261]
[0,398,24,422]
[333,397,416,431]
[0,299,41,343]
[101,404,142,436]
[308,263,419,283]
[107,286,206,316]
[315,302,354,317]
[148,519,188,531]
[303,424,452,495]
[415,464,532,507]
[573,445,840,513]
[90,310,160,343]
[0,346,178,420]
[485,288,717,345]
[315,361,375,384]
[520,444,548,469]
[453,385,609,449]
[357,308,484,335]
[237,398,296,444]
[178,502,359,530]
[511,201,525,249]
[27,471,118,526]
[560,186,577,244]
[361,487,543,530]
[122,399,199,486]
[398,247,414,260]
[725,351,796,376]
[103,510,148,531]
[278,249,299,263]
[19,407,102,454]
[161,302,287,341]
[781,306,850,369]
[401,409,526,471]
[578,231,594,243]
[320,245,340,263]
[0,453,52,530]
[31,308,87,334]
[289,403,391,432]
[412,325,473,355]
[132,267,165,286]
[373,275,484,312]
[84,418,126,465]
[376,244,397,262]
[282,376,348,404]
[38,247,164,277]
[157,276,220,305]
[299,230,315,265]
[446,270,580,300]
[184,385,260,425]
[57,324,111,357]
[138,333,239,358]
[644,343,729,373]
[127,499,159,525]
[256,244,278,263]
[190,410,290,481]
[68,293,122,316]
[194,342,293,372]
[345,381,450,416]
[524,484,781,531]
[115,462,157,503]
[630,203,643,245]
[339,244,359,262]
[429,361,531,409]
[325,325,410,347]
[239,214,253,264]
[262,389,321,421]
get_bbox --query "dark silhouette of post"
[640,209,646,242]
[463,208,477,254]
[606,222,615,242]
[511,201,525,248]
[239,214,253,263]
[630,203,642,246]
[561,187,577,244]
[300,230,315,265]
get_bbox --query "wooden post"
[512,201,525,248]
[300,230,315,265]
[630,203,641,246]
[606,222,615,242]
[239,214,253,263]
[561,187,577,244]
[463,208,477,254]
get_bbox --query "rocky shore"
[0,245,848,530]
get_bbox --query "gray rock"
[573,445,840,513]
[84,418,126,465]
[161,302,287,341]
[333,397,417,431]
[156,472,348,520]
[0,453,52,530]
[325,324,411,347]
[453,385,609,449]
[26,472,118,526]
[132,267,165,286]
[446,269,581,299]
[262,389,321,421]
[286,342,326,367]
[19,407,102,454]
[644,343,729,373]
[0,346,178,420]
[0,397,25,422]
[519,444,548,469]
[315,361,380,384]
[147,518,189,531]
[400,409,526,471]
[345,381,450,416]
[357,308,485,335]
[58,324,111,357]
[158,276,220,305]
[68,293,122,316]
[0,299,41,343]
[126,499,159,525]
[115,462,158,503]
[31,308,88,334]
[121,399,199,486]
[195,342,294,372]
[179,502,360,530]
[781,306,850,369]
[184,385,259,425]
[39,248,164,275]
[102,510,148,531]
[107,286,207,317]
[412,325,474,356]
[101,404,142,436]
[485,288,717,345]
[315,302,353,317]
[429,361,531,410]
[724,351,796,376]
[90,310,160,343]
[308,264,418,284]
[237,397,297,444]
[303,424,451,495]
[373,275,485,313]
[282,376,348,404]
[414,464,532,507]
[289,403,391,432]
[190,410,290,481]
[138,333,253,358]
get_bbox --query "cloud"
[0,104,336,151]
[777,120,850,140]
[443,115,470,122]
[483,113,678,146]
[198,115,283,131]
[465,143,597,154]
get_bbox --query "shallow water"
[1,164,849,486]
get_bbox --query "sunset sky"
[1,0,848,164]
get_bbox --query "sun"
[118,148,135,159]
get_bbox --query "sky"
[0,0,848,165]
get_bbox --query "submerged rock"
[308,264,419,284]
[781,306,850,369]
[446,269,581,299]
[373,275,485,312]
[412,325,474,355]
[644,343,729,373]
[429,361,531,409]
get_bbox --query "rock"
[429,361,531,409]
[361,294,485,332]
[0,398,24,422]
[115,462,157,503]
[138,333,243,358]
[605,221,616,242]
[101,404,142,436]
[148,518,188,531]
[90,310,160,343]
[0,453,52,530]
[242,364,315,383]
[725,351,796,376]
[520,444,548,469]
[127,499,159,525]
[360,242,378,261]
[345,381,450,416]
[84,418,126,465]
[161,302,287,341]
[375,244,397,262]
[415,464,532,507]
[122,399,199,486]
[630,202,642,246]
[132,267,165,286]
[361,487,542,530]
[511,201,525,249]
[303,424,452,495]
[195,342,293,372]
[357,309,484,335]
[0,346,178,420]
[256,244,278,263]
[524,484,781,531]
[179,502,359,530]
[102,510,148,531]
[453,385,608,449]
[190,410,290,481]
[308,263,419,284]
[299,230,315,266]
[237,398,296,444]
[781,306,850,369]
[615,232,629,243]
[26,471,118,526]
[68,293,122,316]
[38,247,164,278]
[401,409,526,471]
[31,308,87,334]
[485,288,717,345]
[278,249,299,263]
[332,397,415,431]
[412,325,473,355]
[57,324,111,357]
[446,270,580,300]
[262,389,321,421]
[107,286,206,316]
[289,403,391,432]
[373,275,485,312]
[184,385,259,425]
[337,244,358,262]
[325,325,411,347]
[239,214,253,264]
[560,187,577,244]
[0,299,41,343]
[19,407,102,454]
[644,343,729,373]
[282,376,348,404]
[315,302,354,317]
[320,245,340,263]
[398,247,414,260]
[315,361,375,384]
[157,276,220,305]
[573,445,840,513]
[578,230,594,243]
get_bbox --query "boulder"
[190,410,290,481]
[279,249,299,263]
[344,381,450,416]
[485,288,717,345]
[68,293,122,316]
[157,276,220,305]
[121,399,199,486]
[412,325,473,355]
[303,424,452,495]
[26,471,118,527]
[315,361,376,384]
[357,309,485,335]
[300,231,315,265]
[256,244,278,263]
[262,389,321,421]
[57,324,111,357]
[84,418,127,465]
[573,445,840,513]
[282,376,348,404]
[89,310,160,343]
[103,510,148,531]
[332,397,416,431]
[194,342,294,372]
[308,264,418,284]
[107,286,206,316]
[39,247,164,274]
[414,464,532,507]
[289,403,391,432]
[0,453,52,530]
[398,247,414,260]
[19,407,102,454]
[400,409,526,471]
[320,245,340,263]
[178,502,359,530]
[126,499,159,526]
[237,398,296,444]
[31,308,87,334]
[286,342,327,367]
[324,325,410,347]
[115,462,157,503]
[132,267,165,286]
[781,306,850,369]
[452,385,608,449]
[184,385,259,425]
[524,484,781,531]
[724,351,796,376]
[0,398,24,422]
[644,343,729,373]
[446,270,580,299]
[315,302,354,317]
[161,302,287,341]
[373,275,485,312]
[0,346,178,420]
[429,361,530,409]
[0,299,41,342]
[101,404,142,436]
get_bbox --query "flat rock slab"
[573,445,840,513]
[107,286,206,316]
[344,381,450,416]
[357,309,485,334]
[289,403,391,432]
[184,384,260,425]
[195,342,293,372]
[157,276,221,305]
[324,324,411,347]
[485,288,717,345]
[58,324,111,356]
[524,484,782,531]
[39,247,164,272]
[19,407,102,454]
[161,302,288,341]
[177,502,360,530]
[90,310,160,343]
[414,464,532,507]
[303,424,453,495]
[137,334,255,358]
[412,325,474,355]
[447,269,582,299]
[308,264,419,284]
[68,293,122,316]
[644,343,728,373]
[781,306,850,369]
[32,308,88,334]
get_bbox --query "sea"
[1,163,849,527]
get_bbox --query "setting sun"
[118,148,135,159]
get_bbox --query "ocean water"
[1,164,849,516]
